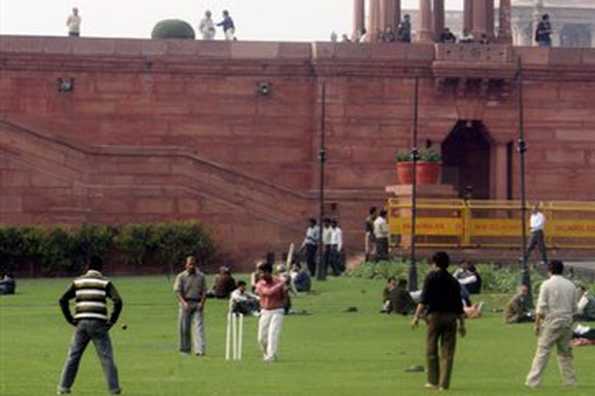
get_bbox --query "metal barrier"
[388,199,595,249]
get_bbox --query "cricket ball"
[121,324,128,330]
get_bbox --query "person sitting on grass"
[207,266,236,299]
[290,263,311,293]
[386,278,416,315]
[454,261,482,294]
[577,285,595,322]
[230,280,260,316]
[0,271,16,295]
[381,277,397,313]
[505,284,534,324]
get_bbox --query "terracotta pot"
[396,162,414,184]
[416,162,441,185]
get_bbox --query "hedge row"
[347,260,594,295]
[0,221,215,275]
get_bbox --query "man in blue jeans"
[57,256,123,395]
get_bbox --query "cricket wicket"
[225,312,243,360]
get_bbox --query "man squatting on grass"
[255,261,289,362]
[412,252,466,391]
[174,256,207,356]
[57,256,123,395]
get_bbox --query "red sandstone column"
[381,0,396,30]
[394,0,401,29]
[433,0,445,41]
[498,0,513,44]
[491,143,509,199]
[486,0,495,39]
[368,0,382,42]
[472,0,488,39]
[464,0,474,34]
[353,0,366,38]
[417,0,434,42]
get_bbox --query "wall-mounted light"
[257,82,271,96]
[57,78,75,93]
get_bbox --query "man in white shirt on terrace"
[374,210,390,261]
[198,10,216,40]
[525,203,548,267]
[66,7,81,37]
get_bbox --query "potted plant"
[395,149,441,185]
[417,149,441,184]
[395,151,414,184]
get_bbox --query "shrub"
[0,221,216,275]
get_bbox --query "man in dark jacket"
[412,252,466,391]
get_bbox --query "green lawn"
[1,275,593,396]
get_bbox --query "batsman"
[255,261,289,362]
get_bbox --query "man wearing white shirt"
[300,218,319,276]
[321,218,333,277]
[329,220,343,275]
[526,260,577,388]
[198,10,216,40]
[229,281,260,316]
[374,210,390,261]
[525,204,548,266]
[577,285,595,321]
[66,8,81,37]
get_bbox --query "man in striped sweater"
[57,256,123,395]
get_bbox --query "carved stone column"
[498,0,512,44]
[464,0,474,34]
[486,0,495,39]
[353,0,366,38]
[417,0,434,42]
[394,0,402,29]
[381,0,396,31]
[368,0,382,42]
[433,0,445,41]
[472,0,488,39]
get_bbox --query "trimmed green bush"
[151,19,196,39]
[0,221,215,275]
[347,260,589,294]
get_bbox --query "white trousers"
[224,28,235,40]
[526,324,576,387]
[257,308,284,360]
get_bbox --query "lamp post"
[408,77,420,292]
[316,82,327,281]
[517,59,532,294]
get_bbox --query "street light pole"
[517,59,532,293]
[317,82,327,281]
[408,77,420,292]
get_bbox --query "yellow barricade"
[388,199,595,249]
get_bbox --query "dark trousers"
[426,313,458,390]
[526,230,548,264]
[329,245,341,276]
[58,320,120,394]
[322,245,332,277]
[375,237,389,262]
[305,243,317,276]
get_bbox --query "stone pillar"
[498,0,513,44]
[353,0,366,38]
[417,0,434,42]
[464,0,474,34]
[394,0,402,29]
[472,0,488,39]
[368,0,382,42]
[491,143,509,199]
[381,0,396,31]
[486,0,495,39]
[591,26,595,48]
[433,0,445,41]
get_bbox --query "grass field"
[1,275,594,396]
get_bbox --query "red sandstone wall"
[1,37,595,267]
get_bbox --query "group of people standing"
[300,217,345,277]
[365,207,390,262]
[331,14,412,44]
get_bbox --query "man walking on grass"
[525,203,548,266]
[57,256,123,395]
[526,260,577,388]
[412,252,466,391]
[174,256,207,356]
[255,262,288,362]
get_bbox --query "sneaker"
[180,351,190,356]
[424,383,437,389]
[110,389,122,395]
[195,352,205,357]
[57,389,71,395]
